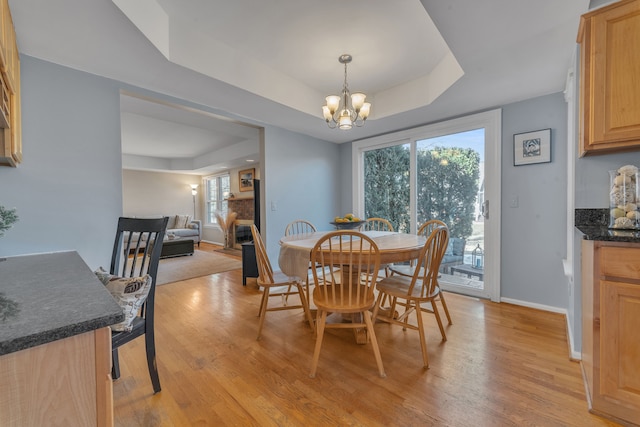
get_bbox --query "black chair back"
[110,216,168,394]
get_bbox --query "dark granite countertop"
[575,208,640,242]
[0,251,123,356]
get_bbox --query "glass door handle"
[481,200,489,219]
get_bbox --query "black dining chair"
[109,216,168,394]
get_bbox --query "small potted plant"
[0,205,18,237]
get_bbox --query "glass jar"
[609,166,640,229]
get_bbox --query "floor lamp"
[190,184,198,219]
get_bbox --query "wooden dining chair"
[362,218,395,279]
[250,225,315,340]
[284,219,317,236]
[372,225,450,368]
[309,231,385,378]
[283,219,319,303]
[110,216,168,394]
[382,219,453,332]
[390,219,446,277]
[362,217,394,232]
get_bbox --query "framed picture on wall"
[513,128,551,166]
[239,168,255,192]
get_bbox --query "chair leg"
[400,299,412,331]
[371,292,384,322]
[145,330,161,393]
[415,302,430,368]
[430,299,447,341]
[111,348,121,380]
[297,282,316,334]
[439,292,453,325]
[363,310,386,378]
[309,310,328,378]
[256,287,270,340]
[257,286,266,317]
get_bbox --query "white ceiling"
[9,0,591,173]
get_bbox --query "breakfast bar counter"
[0,251,124,427]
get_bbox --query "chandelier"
[322,54,371,130]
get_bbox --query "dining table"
[278,230,427,343]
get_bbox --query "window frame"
[204,172,230,226]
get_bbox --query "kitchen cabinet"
[578,0,640,156]
[0,328,114,426]
[0,0,21,166]
[0,251,124,426]
[582,240,640,425]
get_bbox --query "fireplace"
[232,220,254,249]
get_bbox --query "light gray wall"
[501,93,568,307]
[122,169,200,219]
[339,142,353,214]
[262,126,341,262]
[576,153,640,208]
[0,56,122,269]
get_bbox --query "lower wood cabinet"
[0,327,114,427]
[582,240,640,425]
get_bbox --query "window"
[204,173,230,225]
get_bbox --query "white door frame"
[352,109,502,302]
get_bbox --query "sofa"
[164,215,201,246]
[125,215,202,247]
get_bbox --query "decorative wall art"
[513,128,551,166]
[239,168,255,192]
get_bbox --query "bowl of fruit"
[330,214,365,230]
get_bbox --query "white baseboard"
[500,297,581,361]
[202,239,224,246]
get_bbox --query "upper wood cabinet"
[578,0,640,156]
[0,0,21,167]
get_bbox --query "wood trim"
[95,327,114,427]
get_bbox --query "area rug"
[156,250,242,285]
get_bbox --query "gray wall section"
[500,93,568,307]
[122,169,200,217]
[262,125,341,262]
[339,142,353,215]
[0,56,122,269]
[576,152,640,208]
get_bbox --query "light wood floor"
[112,261,620,426]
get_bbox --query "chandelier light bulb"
[359,102,371,120]
[351,93,366,111]
[325,95,340,114]
[338,109,353,130]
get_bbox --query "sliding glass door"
[355,110,500,301]
[415,130,486,296]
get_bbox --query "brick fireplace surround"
[228,198,254,248]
